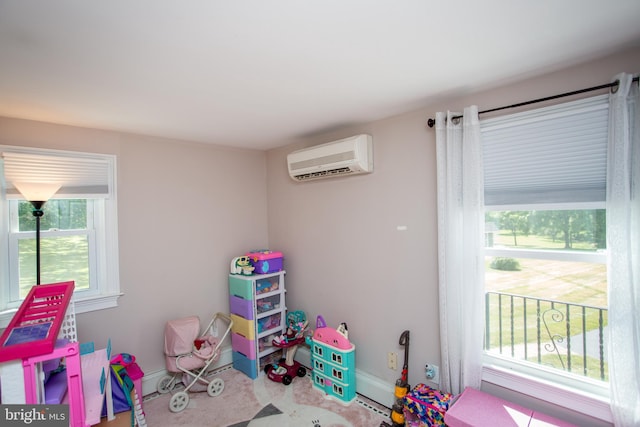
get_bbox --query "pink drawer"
[230,295,253,320]
[231,332,256,359]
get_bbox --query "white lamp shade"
[12,182,62,201]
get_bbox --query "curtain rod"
[426,76,639,128]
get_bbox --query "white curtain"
[435,106,485,395]
[0,157,7,303]
[607,72,640,427]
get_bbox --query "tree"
[531,210,601,249]
[499,211,530,246]
[18,200,87,232]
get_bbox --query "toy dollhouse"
[305,316,356,405]
[0,281,145,426]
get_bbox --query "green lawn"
[493,230,601,251]
[18,236,90,297]
[485,230,608,381]
[532,354,608,382]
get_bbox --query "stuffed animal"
[230,256,255,275]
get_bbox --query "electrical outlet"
[388,352,397,370]
[425,364,440,384]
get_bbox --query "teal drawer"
[233,351,258,379]
[229,275,253,300]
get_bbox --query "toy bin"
[257,313,282,334]
[246,250,283,274]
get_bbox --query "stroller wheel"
[207,377,225,397]
[157,375,175,394]
[169,391,189,413]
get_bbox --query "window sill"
[0,293,122,329]
[482,362,612,423]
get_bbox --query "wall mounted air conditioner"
[287,134,373,182]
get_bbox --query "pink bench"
[444,387,577,427]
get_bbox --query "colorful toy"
[157,313,233,413]
[403,383,453,427]
[264,311,309,385]
[381,330,411,427]
[111,352,136,367]
[305,315,356,404]
[230,256,255,275]
[255,278,279,294]
[256,300,274,312]
[246,250,283,274]
[257,315,281,333]
[311,315,351,350]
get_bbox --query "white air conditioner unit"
[287,134,373,182]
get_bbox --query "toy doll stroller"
[156,312,233,412]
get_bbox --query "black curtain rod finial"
[427,118,436,128]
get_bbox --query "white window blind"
[481,94,609,206]
[1,147,114,199]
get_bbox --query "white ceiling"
[1,1,640,150]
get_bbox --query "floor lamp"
[12,182,61,285]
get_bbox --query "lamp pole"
[12,182,61,286]
[29,201,46,285]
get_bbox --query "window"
[484,208,607,378]
[1,146,120,327]
[11,199,92,299]
[480,95,612,418]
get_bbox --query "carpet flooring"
[143,366,392,427]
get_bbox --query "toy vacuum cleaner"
[381,330,410,427]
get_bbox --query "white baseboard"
[142,345,395,409]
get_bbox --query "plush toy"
[230,256,255,275]
[193,335,218,359]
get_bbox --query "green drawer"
[229,275,253,300]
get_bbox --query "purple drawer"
[230,295,253,320]
[231,332,256,359]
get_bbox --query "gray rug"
[228,403,283,427]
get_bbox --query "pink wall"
[0,118,269,373]
[266,45,640,426]
[1,43,638,426]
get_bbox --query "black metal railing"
[485,291,608,381]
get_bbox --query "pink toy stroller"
[156,312,233,412]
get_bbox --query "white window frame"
[0,147,121,328]
[480,96,614,422]
[8,199,98,302]
[483,204,611,421]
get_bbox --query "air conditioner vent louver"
[287,134,373,182]
[293,167,353,181]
